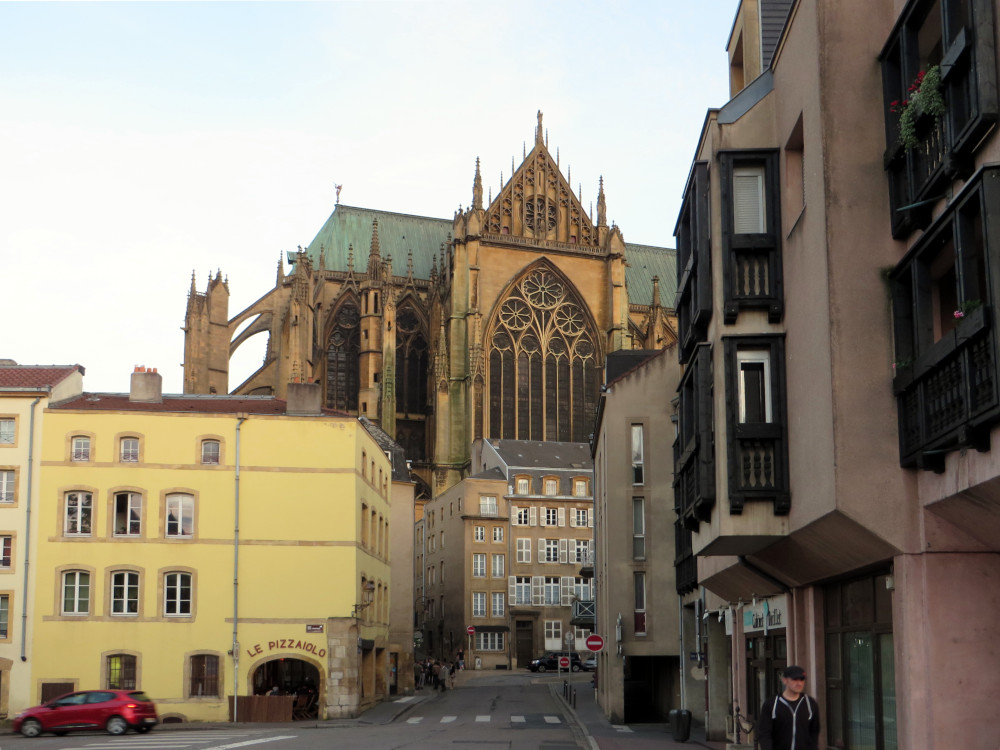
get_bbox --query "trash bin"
[668,709,692,742]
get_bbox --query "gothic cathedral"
[182,115,677,498]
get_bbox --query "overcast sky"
[1,1,737,394]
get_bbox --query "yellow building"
[0,363,84,718]
[33,370,395,721]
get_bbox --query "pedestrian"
[432,660,442,691]
[457,648,465,670]
[448,661,457,689]
[757,665,820,750]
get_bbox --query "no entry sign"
[585,634,605,652]
[558,656,571,669]
[467,625,476,635]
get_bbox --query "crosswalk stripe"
[440,716,457,723]
[544,715,561,724]
[475,715,490,722]
[511,715,526,723]
[406,717,423,724]
[394,696,416,703]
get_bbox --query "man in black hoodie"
[757,665,820,750]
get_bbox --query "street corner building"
[670,1,1000,749]
[31,369,409,721]
[180,113,678,503]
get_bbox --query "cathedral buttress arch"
[484,261,602,442]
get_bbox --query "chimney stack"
[286,381,323,416]
[130,366,163,403]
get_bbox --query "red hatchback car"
[14,689,158,737]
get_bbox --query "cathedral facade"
[183,115,676,497]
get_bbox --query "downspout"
[232,415,247,723]
[20,395,43,662]
[678,595,686,708]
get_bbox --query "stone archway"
[251,658,321,720]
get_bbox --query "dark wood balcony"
[570,599,595,627]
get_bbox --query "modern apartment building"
[0,362,84,717]
[673,1,1000,747]
[420,440,594,669]
[591,350,681,724]
[34,372,397,720]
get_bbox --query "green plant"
[890,66,945,150]
[954,299,983,318]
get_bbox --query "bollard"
[563,680,568,698]
[572,688,577,709]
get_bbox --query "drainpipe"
[20,395,43,662]
[232,415,248,723]
[678,594,686,708]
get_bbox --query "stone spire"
[472,157,483,210]
[597,176,607,227]
[367,218,383,281]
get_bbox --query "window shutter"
[539,507,547,527]
[569,509,577,528]
[511,505,519,525]
[531,576,543,606]
[733,167,765,233]
[538,538,546,561]
[508,576,516,599]
[524,540,531,564]
[561,576,574,606]
[588,509,593,528]
[529,506,537,526]
[558,507,566,527]
[559,538,568,564]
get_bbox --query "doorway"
[515,620,534,668]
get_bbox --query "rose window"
[554,304,584,335]
[499,299,531,330]
[522,271,563,309]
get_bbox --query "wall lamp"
[352,580,376,617]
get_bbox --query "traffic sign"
[466,625,476,635]
[558,656,571,669]
[585,634,605,652]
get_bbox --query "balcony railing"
[572,600,595,620]
[894,305,999,468]
[577,550,595,578]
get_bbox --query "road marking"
[612,725,634,733]
[406,717,423,724]
[440,716,457,723]
[475,715,490,722]
[544,715,561,724]
[394,696,416,703]
[511,716,526,723]
[66,738,289,750]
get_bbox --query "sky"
[1,1,738,394]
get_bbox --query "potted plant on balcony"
[890,66,945,150]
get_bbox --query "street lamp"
[352,580,376,617]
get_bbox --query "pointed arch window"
[326,300,360,411]
[395,304,429,416]
[487,266,600,441]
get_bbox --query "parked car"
[14,689,159,737]
[582,656,598,671]
[528,652,583,672]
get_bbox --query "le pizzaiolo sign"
[245,638,327,659]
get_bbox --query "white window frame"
[733,164,766,234]
[631,424,644,485]
[476,632,504,651]
[64,491,93,536]
[492,526,504,543]
[472,591,486,618]
[573,577,592,601]
[491,553,505,578]
[0,536,11,568]
[71,436,90,462]
[544,619,562,640]
[516,538,531,563]
[472,553,486,578]
[120,437,139,463]
[633,497,646,560]
[165,493,194,538]
[544,478,558,496]
[512,576,531,605]
[737,349,773,423]
[543,538,558,563]
[479,495,498,516]
[111,571,139,616]
[574,539,591,564]
[543,577,560,606]
[164,572,192,617]
[201,440,220,465]
[62,570,90,615]
[474,525,485,542]
[544,507,558,526]
[492,591,505,617]
[114,492,142,537]
[0,419,14,444]
[0,470,14,503]
[516,477,530,495]
[573,479,588,497]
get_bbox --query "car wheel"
[537,664,547,672]
[137,726,152,734]
[106,716,128,735]
[20,719,43,738]
[571,664,581,672]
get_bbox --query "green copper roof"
[305,204,676,307]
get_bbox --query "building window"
[472,553,486,578]
[492,526,504,543]
[544,507,558,526]
[544,539,559,563]
[545,619,562,640]
[71,436,91,462]
[491,553,505,578]
[492,592,505,617]
[472,592,486,617]
[573,539,591,564]
[516,477,530,494]
[476,632,504,651]
[0,594,8,638]
[573,577,592,601]
[0,419,14,444]
[120,437,139,463]
[733,164,766,233]
[573,479,588,497]
[474,525,485,542]
[544,577,560,606]
[633,497,646,560]
[544,478,558,495]
[479,495,498,516]
[516,538,531,563]
[62,571,90,615]
[201,440,220,465]
[676,161,712,364]
[724,335,789,515]
[164,572,192,616]
[107,654,137,689]
[631,424,644,485]
[0,470,13,503]
[111,571,139,616]
[64,492,93,536]
[513,576,531,605]
[571,508,589,527]
[114,492,142,537]
[190,655,219,697]
[634,572,646,634]
[515,507,531,526]
[165,494,194,538]
[0,535,10,567]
